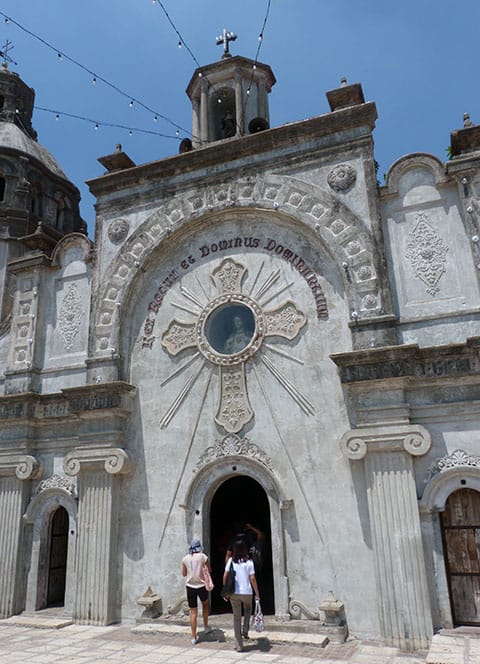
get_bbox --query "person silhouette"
[223,315,251,354]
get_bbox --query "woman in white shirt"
[182,539,212,644]
[223,539,260,652]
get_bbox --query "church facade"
[1,46,480,652]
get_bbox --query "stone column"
[341,426,433,650]
[0,454,42,617]
[191,98,200,148]
[64,447,132,625]
[235,74,244,136]
[200,79,209,144]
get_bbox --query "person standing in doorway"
[182,538,212,645]
[223,539,260,652]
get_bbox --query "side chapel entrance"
[441,488,480,625]
[210,476,274,614]
[46,506,69,606]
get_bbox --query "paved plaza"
[1,614,479,663]
[0,618,425,664]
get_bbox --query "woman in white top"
[182,538,212,644]
[223,539,260,652]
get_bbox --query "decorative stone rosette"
[327,163,357,192]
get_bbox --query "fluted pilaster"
[342,426,433,650]
[64,447,132,625]
[0,454,42,617]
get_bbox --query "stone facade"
[1,53,480,650]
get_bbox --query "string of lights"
[152,1,202,69]
[240,0,272,133]
[151,0,273,139]
[35,106,181,139]
[0,11,189,136]
[1,2,273,145]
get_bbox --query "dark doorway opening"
[441,488,480,625]
[210,475,274,614]
[46,506,68,607]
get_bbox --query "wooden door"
[441,489,480,625]
[47,506,68,606]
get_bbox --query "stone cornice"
[0,381,136,422]
[331,337,480,384]
[64,446,132,476]
[341,424,431,460]
[86,103,378,198]
[0,453,42,479]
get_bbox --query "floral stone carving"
[58,283,83,351]
[196,434,273,470]
[327,163,357,192]
[405,213,448,296]
[107,218,129,244]
[426,448,480,481]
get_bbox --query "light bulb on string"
[175,130,179,137]
[94,123,99,131]
[198,72,202,78]
[4,18,9,24]
[92,76,97,85]
[129,130,133,136]
[253,64,257,70]
[57,53,62,60]
[178,40,182,48]
[258,33,263,41]
[153,115,158,122]
[55,114,59,121]
[246,89,250,95]
[129,100,134,108]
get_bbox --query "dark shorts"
[186,585,208,608]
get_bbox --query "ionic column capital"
[0,454,43,480]
[341,425,431,460]
[64,447,132,477]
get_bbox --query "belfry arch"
[183,452,291,620]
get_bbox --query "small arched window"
[0,96,4,110]
[0,176,5,203]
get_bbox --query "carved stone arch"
[91,174,385,363]
[420,465,480,514]
[384,152,447,195]
[419,452,480,630]
[51,232,93,268]
[183,452,291,618]
[23,483,78,615]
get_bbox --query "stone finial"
[464,113,473,128]
[340,76,347,87]
[136,586,162,621]
[319,591,344,626]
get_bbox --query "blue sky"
[2,1,479,234]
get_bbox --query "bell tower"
[186,30,276,147]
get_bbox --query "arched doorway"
[441,488,480,625]
[210,475,274,614]
[46,506,69,606]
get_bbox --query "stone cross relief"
[161,257,310,433]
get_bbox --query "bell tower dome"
[186,30,276,147]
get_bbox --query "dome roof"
[0,121,68,180]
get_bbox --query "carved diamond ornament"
[405,213,448,296]
[160,257,310,433]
